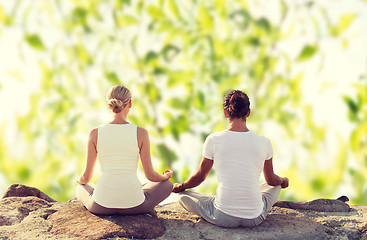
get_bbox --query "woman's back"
[97,124,139,173]
[76,84,173,215]
[92,123,145,208]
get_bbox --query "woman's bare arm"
[263,158,288,188]
[77,128,98,184]
[172,157,213,193]
[138,127,172,182]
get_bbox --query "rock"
[0,185,165,239]
[0,184,367,240]
[48,200,165,240]
[0,196,52,226]
[336,195,350,203]
[273,198,351,212]
[3,184,57,202]
[156,203,367,240]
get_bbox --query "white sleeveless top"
[92,123,145,208]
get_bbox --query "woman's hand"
[76,175,88,185]
[76,175,84,185]
[162,170,173,180]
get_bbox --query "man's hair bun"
[223,90,250,119]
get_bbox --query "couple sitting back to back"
[76,85,289,227]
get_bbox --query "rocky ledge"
[0,184,366,240]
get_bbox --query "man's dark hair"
[223,90,250,119]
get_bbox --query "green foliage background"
[0,0,366,204]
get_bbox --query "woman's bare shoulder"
[89,128,98,141]
[90,127,98,134]
[137,127,149,138]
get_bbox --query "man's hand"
[281,177,289,188]
[172,183,185,193]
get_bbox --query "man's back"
[203,130,273,218]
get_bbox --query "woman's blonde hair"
[106,85,131,114]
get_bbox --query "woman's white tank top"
[92,123,145,208]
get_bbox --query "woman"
[172,90,289,227]
[76,85,173,215]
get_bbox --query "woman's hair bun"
[223,90,250,119]
[108,98,124,114]
[106,85,131,114]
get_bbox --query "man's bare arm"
[172,157,213,193]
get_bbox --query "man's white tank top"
[92,123,145,208]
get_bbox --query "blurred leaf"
[0,127,7,161]
[229,9,251,29]
[162,44,180,61]
[332,14,356,36]
[180,165,191,182]
[297,44,318,61]
[74,44,93,65]
[331,136,348,183]
[167,70,194,88]
[246,36,260,46]
[39,62,54,94]
[18,166,31,180]
[116,14,138,26]
[0,5,13,25]
[105,72,120,85]
[219,75,240,93]
[290,72,303,105]
[215,0,226,18]
[71,7,88,25]
[350,129,360,152]
[348,168,367,204]
[197,4,213,30]
[167,97,190,110]
[341,39,349,49]
[25,34,46,51]
[280,0,288,20]
[157,143,177,163]
[144,51,159,64]
[310,16,321,37]
[305,1,314,8]
[343,96,359,121]
[0,5,6,23]
[172,115,189,140]
[153,67,166,75]
[115,0,131,8]
[167,0,180,18]
[115,0,123,8]
[256,17,271,33]
[194,91,205,109]
[311,178,324,191]
[146,82,161,101]
[147,5,165,20]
